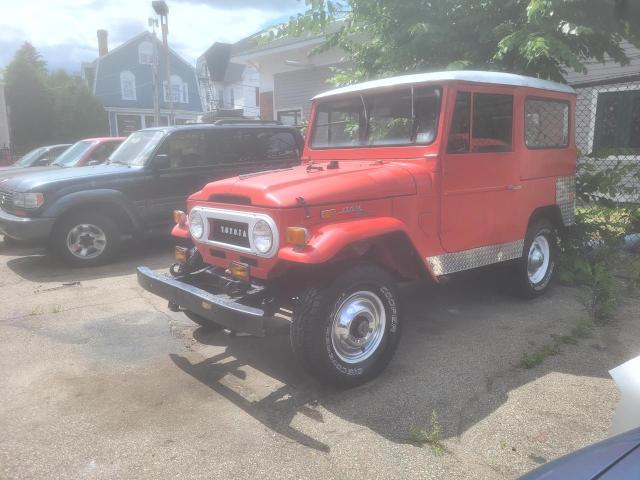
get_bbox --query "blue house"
[82,30,203,137]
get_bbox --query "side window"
[447,92,471,153]
[472,93,513,153]
[525,98,569,148]
[165,132,207,168]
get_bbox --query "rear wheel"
[52,212,120,267]
[182,311,223,331]
[513,218,558,298]
[290,264,401,387]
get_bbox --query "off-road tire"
[52,211,121,267]
[290,264,401,387]
[183,311,223,331]
[513,218,558,298]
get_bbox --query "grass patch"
[519,344,560,369]
[408,410,445,455]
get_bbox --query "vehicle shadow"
[2,236,175,283]
[169,269,614,454]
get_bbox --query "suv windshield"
[15,147,47,167]
[311,86,441,148]
[108,130,166,166]
[52,140,95,167]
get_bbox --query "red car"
[51,137,125,168]
[138,71,577,386]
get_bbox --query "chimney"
[97,30,108,57]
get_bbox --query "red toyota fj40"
[138,71,576,386]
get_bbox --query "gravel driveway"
[1,238,638,479]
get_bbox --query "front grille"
[0,189,13,211]
[209,219,250,248]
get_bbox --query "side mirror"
[87,159,101,166]
[36,157,50,166]
[153,153,171,170]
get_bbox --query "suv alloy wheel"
[52,211,121,267]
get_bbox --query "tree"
[47,70,108,143]
[3,43,108,154]
[273,0,640,84]
[3,42,54,152]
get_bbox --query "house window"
[163,74,188,104]
[120,71,136,101]
[138,41,154,65]
[277,109,303,126]
[593,90,640,155]
[116,114,142,136]
[230,88,235,108]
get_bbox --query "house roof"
[313,70,576,100]
[229,19,345,61]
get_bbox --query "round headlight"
[252,219,273,254]
[189,210,204,239]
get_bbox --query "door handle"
[507,184,522,191]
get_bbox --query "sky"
[0,0,307,72]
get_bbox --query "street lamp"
[152,1,174,125]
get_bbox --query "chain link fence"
[575,79,640,204]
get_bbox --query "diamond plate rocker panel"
[427,239,525,276]
[556,175,576,226]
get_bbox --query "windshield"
[108,130,166,166]
[15,147,47,167]
[52,140,95,167]
[311,86,441,148]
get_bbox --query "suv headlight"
[189,210,204,239]
[252,219,273,254]
[13,192,44,209]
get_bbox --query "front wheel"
[52,212,121,267]
[513,218,558,298]
[290,264,401,387]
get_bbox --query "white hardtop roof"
[312,70,575,100]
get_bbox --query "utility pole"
[152,1,174,126]
[148,17,160,127]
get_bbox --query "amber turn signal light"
[227,261,250,282]
[173,210,187,226]
[286,227,309,246]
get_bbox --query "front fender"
[278,217,411,265]
[41,189,141,229]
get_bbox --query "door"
[146,130,215,226]
[440,88,522,253]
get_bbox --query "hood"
[0,164,136,192]
[0,166,53,181]
[197,162,417,208]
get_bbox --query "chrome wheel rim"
[66,224,107,259]
[331,290,386,364]
[527,235,550,284]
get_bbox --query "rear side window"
[525,98,569,148]
[472,93,513,152]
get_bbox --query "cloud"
[0,0,305,72]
